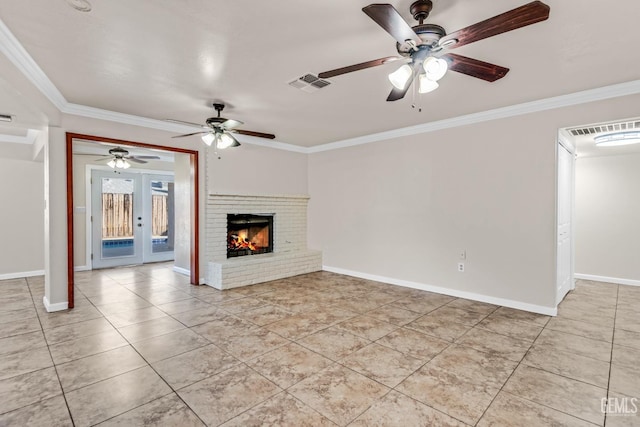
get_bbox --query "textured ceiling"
[1,0,640,148]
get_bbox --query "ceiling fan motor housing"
[206,117,226,127]
[108,147,128,157]
[396,24,446,55]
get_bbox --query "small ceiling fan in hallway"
[76,147,160,169]
[318,1,550,101]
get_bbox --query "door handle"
[137,223,143,227]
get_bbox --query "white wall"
[173,153,191,271]
[208,142,308,195]
[308,93,640,313]
[575,153,640,283]
[0,154,44,278]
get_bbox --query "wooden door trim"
[66,133,200,308]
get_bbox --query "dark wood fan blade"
[127,158,147,164]
[442,53,509,82]
[439,1,550,49]
[319,56,404,79]
[362,4,421,46]
[386,61,422,102]
[171,131,208,138]
[165,118,206,128]
[233,129,276,139]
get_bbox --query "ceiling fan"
[76,147,160,169]
[169,103,276,149]
[319,1,550,101]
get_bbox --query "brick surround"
[206,194,322,289]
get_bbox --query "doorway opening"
[66,133,199,309]
[560,118,640,292]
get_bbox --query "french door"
[91,170,174,269]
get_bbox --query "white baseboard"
[43,296,68,312]
[0,270,45,281]
[171,266,206,284]
[74,265,91,272]
[172,266,190,276]
[575,274,640,287]
[323,265,557,316]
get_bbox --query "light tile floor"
[0,263,639,426]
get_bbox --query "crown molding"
[308,79,640,153]
[3,17,640,155]
[63,102,196,134]
[0,19,66,110]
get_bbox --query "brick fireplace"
[206,194,322,289]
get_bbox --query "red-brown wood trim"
[66,134,75,309]
[190,151,199,285]
[66,132,202,307]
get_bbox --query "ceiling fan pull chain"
[411,80,422,112]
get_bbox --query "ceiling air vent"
[287,73,331,93]
[568,120,640,136]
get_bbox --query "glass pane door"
[143,175,175,263]
[91,171,143,268]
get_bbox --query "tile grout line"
[603,284,621,427]
[24,276,77,427]
[96,275,215,427]
[478,286,620,426]
[470,312,551,426]
[387,336,471,425]
[73,273,212,426]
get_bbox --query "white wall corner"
[43,295,68,312]
[323,265,558,316]
[32,129,46,161]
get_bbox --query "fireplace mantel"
[206,193,322,289]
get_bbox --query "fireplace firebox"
[227,214,273,258]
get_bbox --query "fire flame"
[228,234,257,251]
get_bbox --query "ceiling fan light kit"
[108,158,131,169]
[418,75,438,93]
[422,57,448,81]
[319,0,550,102]
[388,64,413,89]
[201,131,240,149]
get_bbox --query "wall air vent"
[287,73,331,93]
[568,120,640,136]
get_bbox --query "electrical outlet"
[457,262,465,272]
[459,250,466,260]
